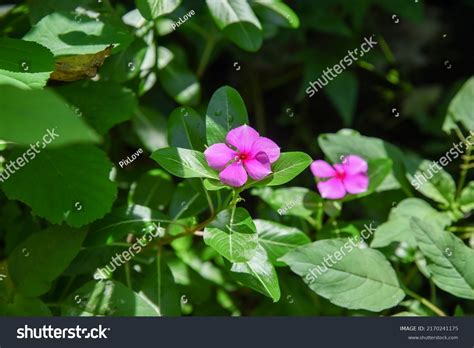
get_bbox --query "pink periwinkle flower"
[310,155,369,199]
[204,125,281,187]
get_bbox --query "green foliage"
[0,0,472,318]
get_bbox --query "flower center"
[237,153,248,161]
[335,170,346,180]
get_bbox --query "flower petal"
[317,178,346,199]
[343,173,369,195]
[219,161,248,187]
[244,152,271,180]
[310,160,336,178]
[226,125,259,153]
[250,137,280,163]
[204,143,236,170]
[342,155,368,175]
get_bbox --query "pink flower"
[204,125,280,187]
[310,155,369,199]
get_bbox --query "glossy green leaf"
[62,280,161,316]
[0,37,54,89]
[150,147,218,179]
[136,0,181,20]
[410,218,474,299]
[129,169,175,209]
[133,106,169,152]
[252,0,300,28]
[443,77,474,132]
[228,245,280,301]
[255,219,310,266]
[459,181,474,213]
[206,86,249,145]
[2,145,117,227]
[280,239,405,311]
[168,179,208,219]
[371,198,451,249]
[253,152,312,187]
[8,226,86,297]
[204,207,258,262]
[168,106,206,151]
[251,186,321,218]
[206,0,263,51]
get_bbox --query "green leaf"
[8,226,86,297]
[342,158,392,201]
[140,249,181,316]
[133,106,169,152]
[204,207,258,262]
[23,12,133,56]
[4,295,52,316]
[371,198,451,249]
[157,46,200,106]
[324,71,358,126]
[228,245,280,301]
[0,86,99,146]
[0,37,54,89]
[62,280,161,316]
[168,106,206,151]
[280,239,405,311]
[87,204,169,246]
[129,169,175,209]
[253,152,312,187]
[443,76,474,132]
[151,147,218,179]
[169,179,208,219]
[136,0,181,20]
[205,86,249,145]
[2,145,117,227]
[318,130,409,192]
[252,0,300,28]
[255,219,310,266]
[410,218,474,299]
[206,0,263,52]
[404,154,456,207]
[251,186,321,218]
[459,181,474,213]
[56,81,137,134]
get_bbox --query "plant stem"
[402,285,447,317]
[457,144,472,198]
[124,262,132,288]
[197,34,216,78]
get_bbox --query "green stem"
[315,202,323,231]
[124,262,132,288]
[197,34,217,78]
[201,179,215,214]
[402,285,447,317]
[456,143,472,198]
[448,226,474,233]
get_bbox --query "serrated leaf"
[24,12,133,56]
[150,147,218,180]
[204,207,258,262]
[8,226,86,297]
[255,219,310,266]
[410,218,474,299]
[56,81,137,134]
[206,0,263,51]
[2,145,117,227]
[0,37,54,89]
[280,239,405,311]
[0,86,99,146]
